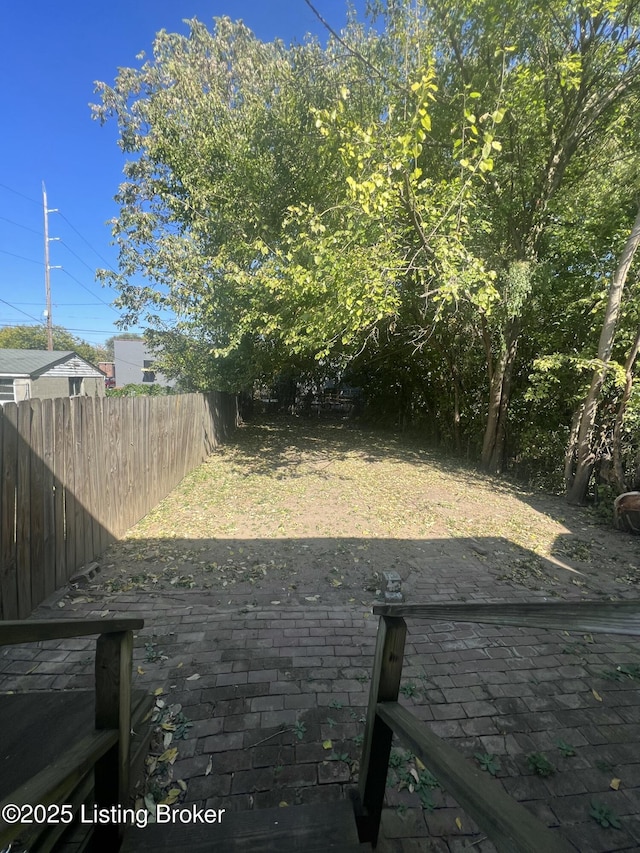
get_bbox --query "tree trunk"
[566,206,640,504]
[612,324,640,491]
[453,370,462,454]
[481,323,519,473]
[564,403,584,492]
[481,350,506,469]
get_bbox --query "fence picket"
[40,399,56,599]
[0,392,236,618]
[0,406,18,620]
[52,398,67,590]
[62,397,76,577]
[16,402,32,618]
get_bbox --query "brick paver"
[4,574,640,852]
[4,423,640,850]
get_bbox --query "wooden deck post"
[94,630,134,847]
[357,615,407,847]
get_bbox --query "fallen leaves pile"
[134,692,192,818]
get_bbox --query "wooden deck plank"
[121,801,363,853]
[0,690,152,830]
[0,725,118,850]
[0,692,95,800]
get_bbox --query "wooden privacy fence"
[0,392,237,620]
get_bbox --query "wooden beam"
[357,615,406,846]
[0,618,143,645]
[94,629,134,849]
[373,600,640,636]
[377,702,574,853]
[0,729,117,849]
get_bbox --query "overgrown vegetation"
[106,383,175,397]
[94,1,640,499]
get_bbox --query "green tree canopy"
[0,325,108,365]
[95,4,640,496]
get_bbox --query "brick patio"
[4,555,640,852]
[4,423,640,851]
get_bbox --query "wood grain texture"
[29,399,45,607]
[0,618,143,645]
[40,399,56,599]
[0,404,18,620]
[373,600,640,636]
[16,401,32,617]
[2,392,236,617]
[95,629,134,848]
[61,396,76,578]
[0,728,118,849]
[358,615,406,846]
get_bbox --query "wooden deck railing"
[0,617,144,851]
[357,600,640,852]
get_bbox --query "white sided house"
[0,350,106,405]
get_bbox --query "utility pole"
[42,182,60,351]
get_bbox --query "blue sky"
[0,1,365,349]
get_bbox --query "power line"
[0,298,44,324]
[0,215,41,236]
[58,211,116,271]
[59,240,98,275]
[0,320,128,334]
[59,268,121,313]
[0,182,39,206]
[11,301,110,307]
[0,248,43,265]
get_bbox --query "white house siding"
[31,376,105,400]
[40,356,104,379]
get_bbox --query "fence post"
[357,614,407,846]
[94,629,133,848]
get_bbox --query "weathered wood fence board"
[0,407,18,620]
[16,403,32,618]
[0,392,237,619]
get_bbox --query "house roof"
[0,349,86,377]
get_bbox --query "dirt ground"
[80,417,640,609]
[18,417,640,852]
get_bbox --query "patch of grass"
[389,750,405,768]
[292,721,306,741]
[599,664,640,682]
[526,752,555,777]
[554,739,576,757]
[590,800,621,829]
[144,641,167,663]
[329,699,344,710]
[400,683,418,698]
[475,752,501,776]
